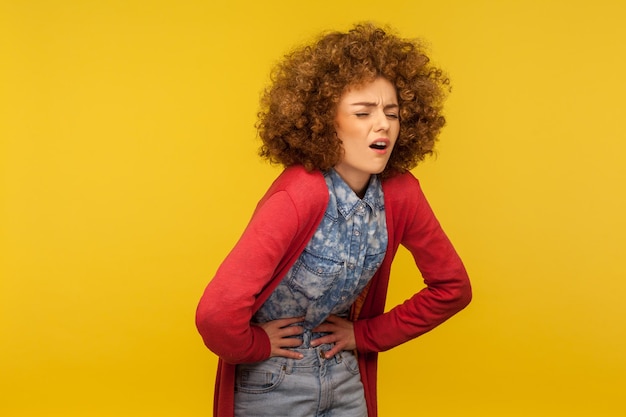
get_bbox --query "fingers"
[256,317,304,335]
[256,316,356,360]
[310,335,346,358]
[309,333,349,349]
[276,332,302,349]
[311,315,346,334]
[280,323,305,337]
[311,320,336,334]
[311,323,330,334]
[320,345,342,359]
[275,348,305,360]
[323,314,341,323]
[310,315,356,352]
[273,336,305,359]
[256,316,306,360]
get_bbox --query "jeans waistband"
[285,344,347,368]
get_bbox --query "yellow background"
[2,1,625,416]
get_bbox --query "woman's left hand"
[310,315,356,359]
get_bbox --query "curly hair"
[257,23,450,178]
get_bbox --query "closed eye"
[386,113,399,119]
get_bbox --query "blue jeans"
[234,344,367,417]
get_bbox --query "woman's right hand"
[255,317,305,360]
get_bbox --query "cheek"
[337,125,360,141]
[391,125,400,141]
[334,120,350,138]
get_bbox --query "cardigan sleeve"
[354,175,472,352]
[195,190,300,364]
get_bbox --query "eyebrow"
[350,101,399,110]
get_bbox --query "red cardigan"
[196,165,472,417]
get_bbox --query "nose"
[374,109,390,132]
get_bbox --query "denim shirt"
[253,169,388,347]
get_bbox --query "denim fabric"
[234,345,367,417]
[253,169,388,347]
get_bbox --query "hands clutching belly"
[255,317,306,359]
[255,315,356,360]
[311,315,357,359]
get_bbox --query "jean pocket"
[235,361,287,394]
[341,352,361,375]
[288,250,344,300]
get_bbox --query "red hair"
[257,23,449,178]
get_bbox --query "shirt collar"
[325,169,385,219]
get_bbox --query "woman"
[196,23,472,417]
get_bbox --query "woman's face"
[333,77,400,195]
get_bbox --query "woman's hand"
[255,317,305,360]
[310,315,356,359]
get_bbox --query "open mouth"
[369,141,388,150]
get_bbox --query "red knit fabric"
[196,165,471,417]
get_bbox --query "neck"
[333,168,371,198]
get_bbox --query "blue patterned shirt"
[253,169,388,347]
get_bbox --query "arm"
[354,177,472,353]
[195,191,302,364]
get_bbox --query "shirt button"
[341,295,347,301]
[347,263,355,270]
[353,230,361,236]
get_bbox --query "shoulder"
[381,171,424,204]
[256,165,329,217]
[271,165,328,194]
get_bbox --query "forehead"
[340,77,398,104]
